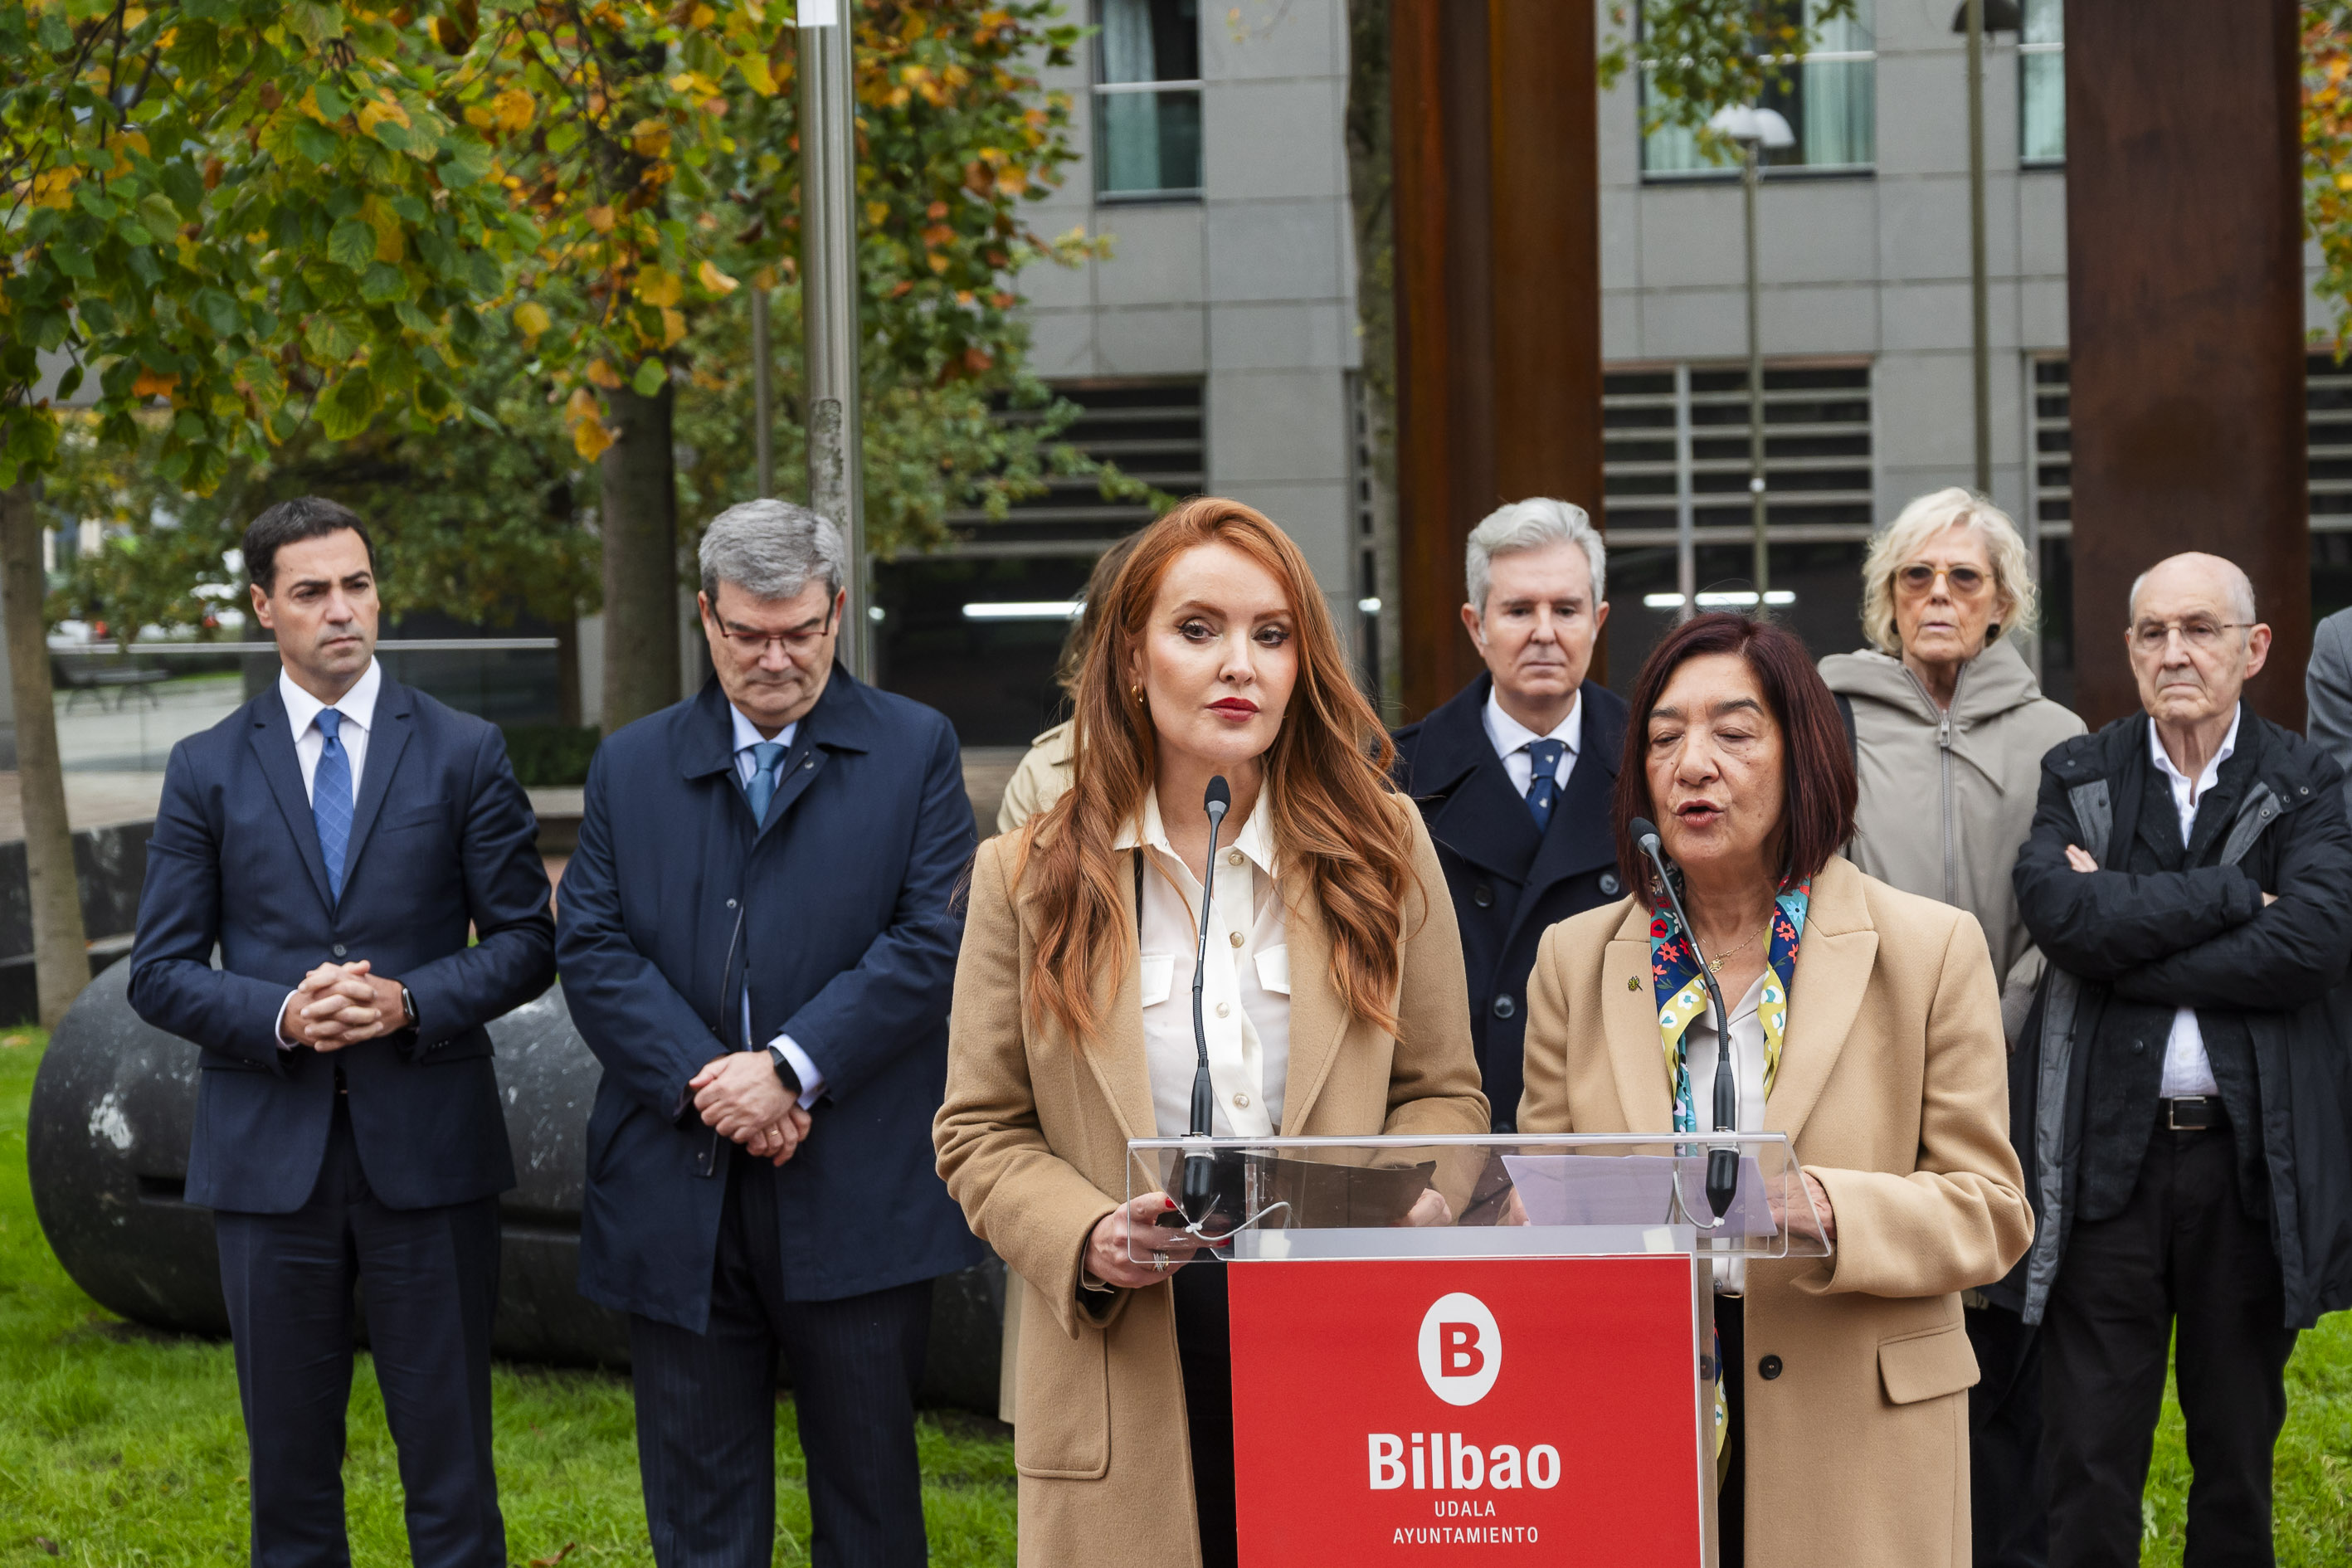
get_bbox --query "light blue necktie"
[1525,738,1566,834]
[313,708,353,902]
[744,740,786,826]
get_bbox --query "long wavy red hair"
[1015,498,1415,1042]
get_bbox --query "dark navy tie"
[1525,738,1566,834]
[745,740,786,825]
[314,708,353,902]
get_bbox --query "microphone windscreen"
[1628,815,1662,850]
[1205,775,1232,816]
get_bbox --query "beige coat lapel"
[1277,886,1349,1132]
[1604,901,1675,1132]
[1055,857,1159,1152]
[1765,855,1877,1147]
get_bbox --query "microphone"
[1628,817,1741,1228]
[1181,775,1232,1223]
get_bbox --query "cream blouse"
[1114,788,1293,1139]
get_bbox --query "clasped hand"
[280,960,408,1050]
[689,1053,812,1166]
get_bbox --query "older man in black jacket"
[2012,552,2352,1568]
[1393,499,1629,1132]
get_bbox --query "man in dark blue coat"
[557,499,980,1568]
[129,497,556,1568]
[1392,499,1628,1132]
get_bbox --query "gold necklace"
[1702,920,1770,976]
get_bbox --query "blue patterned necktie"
[1524,738,1566,833]
[313,708,353,903]
[744,740,787,825]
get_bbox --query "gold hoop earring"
[1131,684,1146,706]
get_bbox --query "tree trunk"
[597,383,681,730]
[1346,0,1404,723]
[0,483,89,1028]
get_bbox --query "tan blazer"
[936,803,1489,1568]
[1519,854,2032,1568]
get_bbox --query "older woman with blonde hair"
[1818,487,2080,1568]
[936,498,1487,1568]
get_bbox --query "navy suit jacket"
[1391,675,1629,1130]
[558,671,982,1330]
[128,674,556,1213]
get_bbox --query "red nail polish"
[1165,1196,1178,1209]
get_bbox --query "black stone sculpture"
[26,962,1006,1413]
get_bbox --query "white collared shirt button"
[1228,849,1244,866]
[1216,1001,1230,1018]
[1234,1093,1250,1108]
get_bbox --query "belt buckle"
[2169,1096,2208,1132]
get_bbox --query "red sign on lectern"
[1228,1256,1707,1566]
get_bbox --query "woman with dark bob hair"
[1517,613,2032,1568]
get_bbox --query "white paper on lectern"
[1501,1154,1780,1237]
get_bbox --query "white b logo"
[1417,1292,1502,1406]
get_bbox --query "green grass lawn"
[2,1029,2346,1566]
[0,1032,1017,1566]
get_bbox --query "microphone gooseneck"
[1627,816,1741,1227]
[1181,775,1233,1223]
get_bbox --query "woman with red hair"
[1518,613,2032,1568]
[935,498,1487,1568]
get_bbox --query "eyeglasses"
[1895,563,1989,596]
[719,609,836,659]
[2129,618,2251,655]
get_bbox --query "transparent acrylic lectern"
[1124,1133,1831,1568]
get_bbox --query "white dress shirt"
[728,704,824,1108]
[272,662,383,1045]
[2148,707,2239,1099]
[1481,687,1581,797]
[1678,971,1769,1293]
[280,660,381,802]
[1115,788,1292,1139]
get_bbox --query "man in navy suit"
[1391,499,1629,1132]
[557,499,980,1568]
[128,497,556,1568]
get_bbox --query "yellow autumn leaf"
[585,359,624,390]
[28,167,78,210]
[514,301,552,339]
[927,252,950,274]
[865,200,888,226]
[357,94,413,135]
[572,416,616,462]
[360,196,404,262]
[587,204,616,233]
[689,3,716,24]
[631,119,672,160]
[492,86,536,134]
[696,260,739,295]
[740,53,777,98]
[661,307,687,348]
[635,268,683,308]
[297,86,327,123]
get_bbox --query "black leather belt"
[2162,1095,2220,1132]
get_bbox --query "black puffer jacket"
[2005,710,2352,1329]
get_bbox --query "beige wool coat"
[935,804,1490,1568]
[1519,854,2033,1568]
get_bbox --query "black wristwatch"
[767,1043,802,1095]
[400,984,420,1037]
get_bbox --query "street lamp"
[799,0,869,679]
[1953,1,2023,494]
[1708,104,1794,612]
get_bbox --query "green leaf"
[75,187,119,222]
[360,262,408,303]
[313,80,349,120]
[319,371,375,441]
[287,2,345,50]
[192,290,241,338]
[119,222,155,248]
[139,193,183,238]
[304,314,358,361]
[463,402,503,432]
[49,245,95,281]
[631,358,669,397]
[327,219,376,271]
[292,121,341,168]
[37,9,70,51]
[437,135,493,188]
[160,162,207,218]
[54,364,84,403]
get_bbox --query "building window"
[1598,360,1876,687]
[2019,0,2063,165]
[1096,0,1202,201]
[1640,1,1877,178]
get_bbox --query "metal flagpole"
[1965,0,1992,493]
[752,287,774,499]
[1743,139,1767,609]
[798,0,870,679]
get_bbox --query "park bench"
[51,655,170,713]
